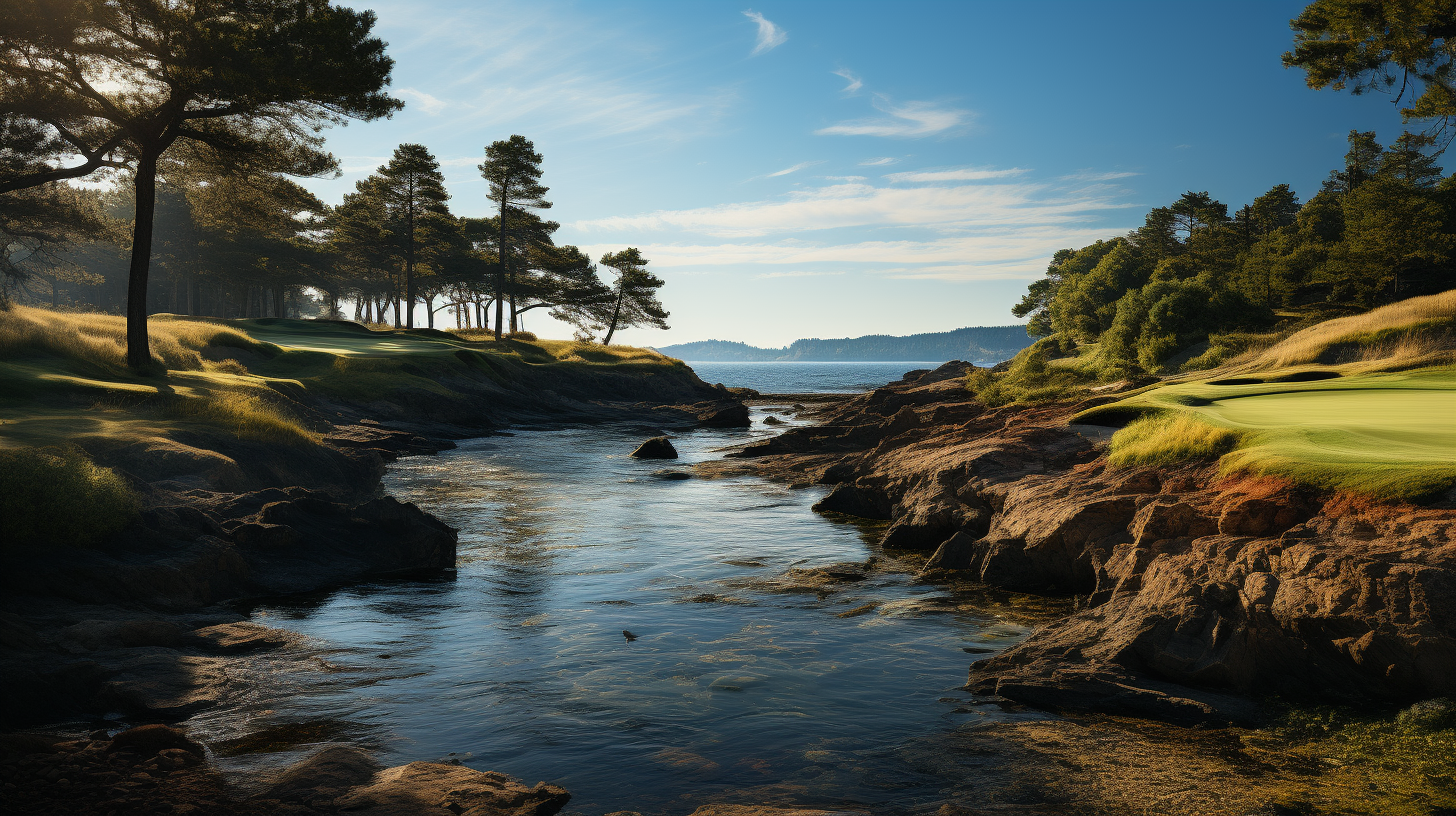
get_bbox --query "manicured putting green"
[1081,368,1456,498]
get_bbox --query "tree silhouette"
[376,144,450,329]
[597,248,669,345]
[0,0,400,368]
[479,135,550,339]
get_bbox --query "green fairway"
[1080,368,1456,499]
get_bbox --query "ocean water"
[686,361,948,394]
[188,381,1058,814]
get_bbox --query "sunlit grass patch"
[0,305,274,373]
[1107,411,1243,468]
[1082,367,1456,499]
[0,445,138,549]
[1246,289,1456,372]
[161,390,317,446]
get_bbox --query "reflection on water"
[191,408,1064,814]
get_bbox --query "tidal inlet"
[3,2,1456,815]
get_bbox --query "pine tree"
[479,136,551,340]
[597,248,669,346]
[377,145,451,329]
[0,0,400,369]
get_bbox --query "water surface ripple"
[201,408,1056,814]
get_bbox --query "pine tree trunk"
[602,288,626,346]
[496,196,507,340]
[125,147,161,370]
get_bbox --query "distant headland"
[655,325,1036,365]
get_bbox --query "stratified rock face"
[631,437,679,459]
[731,362,1456,719]
[333,761,570,816]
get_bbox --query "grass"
[1073,291,1456,499]
[1106,411,1243,469]
[0,446,138,549]
[0,307,685,499]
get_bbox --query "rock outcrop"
[630,437,679,459]
[725,361,1456,722]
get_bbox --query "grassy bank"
[1070,291,1456,500]
[0,306,686,446]
[0,306,695,543]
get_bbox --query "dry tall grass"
[0,305,269,372]
[1244,289,1456,371]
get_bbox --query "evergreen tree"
[376,144,450,328]
[0,0,400,368]
[1379,132,1445,187]
[479,135,551,339]
[1285,0,1456,140]
[596,248,669,346]
[1323,131,1384,195]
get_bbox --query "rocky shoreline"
[716,361,1456,727]
[0,358,750,815]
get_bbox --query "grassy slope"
[1075,290,1456,499]
[0,306,685,452]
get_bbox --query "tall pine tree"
[479,136,551,339]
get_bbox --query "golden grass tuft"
[1108,411,1243,469]
[0,305,271,372]
[1248,289,1456,371]
[0,445,138,549]
[163,390,317,446]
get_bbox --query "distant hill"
[656,326,1036,365]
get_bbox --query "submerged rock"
[653,469,691,480]
[631,437,678,459]
[763,415,784,425]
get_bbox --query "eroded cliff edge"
[718,361,1456,726]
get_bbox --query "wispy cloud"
[823,175,866,181]
[859,157,897,166]
[766,161,821,178]
[573,168,1138,280]
[341,155,390,173]
[365,4,729,143]
[1061,170,1140,182]
[397,88,447,115]
[744,10,787,56]
[832,68,863,93]
[755,270,846,279]
[817,98,969,138]
[575,175,1133,238]
[886,167,1029,183]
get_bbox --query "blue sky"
[301,1,1419,347]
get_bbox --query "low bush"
[0,446,138,549]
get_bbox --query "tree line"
[0,0,666,371]
[1011,0,1456,374]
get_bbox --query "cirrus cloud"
[816,98,970,138]
[744,10,787,55]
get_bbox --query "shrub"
[0,446,138,549]
[1107,411,1242,468]
[507,330,538,341]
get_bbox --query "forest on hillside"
[1010,128,1456,377]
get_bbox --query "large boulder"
[630,437,678,459]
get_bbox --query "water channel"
[193,369,1063,814]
